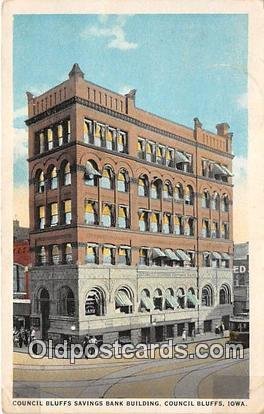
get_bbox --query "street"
[13,342,249,399]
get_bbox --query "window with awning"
[186,290,199,307]
[174,215,180,235]
[175,183,184,200]
[67,120,71,142]
[150,213,159,232]
[64,200,72,224]
[84,119,93,143]
[100,168,113,189]
[38,206,45,229]
[140,290,154,311]
[166,148,173,166]
[165,289,179,309]
[52,245,60,264]
[63,162,71,186]
[50,203,58,226]
[117,132,126,152]
[162,214,170,234]
[115,288,133,313]
[117,171,128,192]
[118,206,128,229]
[101,205,112,227]
[38,171,45,193]
[139,248,149,265]
[102,245,115,264]
[139,211,148,231]
[212,251,221,268]
[153,288,163,310]
[86,244,97,264]
[175,249,191,262]
[65,243,72,263]
[50,167,58,189]
[58,124,63,146]
[146,142,154,161]
[47,128,53,150]
[84,202,96,225]
[85,161,101,186]
[152,248,166,259]
[118,246,130,265]
[175,151,190,164]
[164,249,178,261]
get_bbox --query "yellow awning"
[138,178,144,187]
[137,141,143,151]
[85,202,94,213]
[163,215,169,224]
[39,206,45,218]
[64,200,71,213]
[118,248,126,256]
[65,243,72,254]
[51,203,58,215]
[166,150,172,160]
[156,146,162,157]
[174,216,180,225]
[150,213,158,223]
[94,124,101,138]
[103,247,111,256]
[65,163,70,173]
[102,205,111,215]
[102,169,110,178]
[118,207,126,218]
[106,128,113,142]
[118,134,124,145]
[86,246,95,254]
[51,168,57,178]
[118,172,125,181]
[146,143,152,154]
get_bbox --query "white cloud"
[233,155,248,242]
[232,154,247,186]
[118,85,134,95]
[81,15,137,51]
[237,92,248,109]
[13,127,28,161]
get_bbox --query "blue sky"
[13,14,248,239]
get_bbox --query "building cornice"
[25,96,234,160]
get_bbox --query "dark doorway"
[40,288,50,339]
[177,323,185,336]
[188,322,195,337]
[155,326,164,342]
[222,315,230,330]
[141,327,150,344]
[204,319,212,333]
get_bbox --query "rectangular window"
[84,119,93,144]
[118,248,130,265]
[50,203,58,226]
[58,124,63,146]
[118,206,128,229]
[64,200,72,225]
[137,138,145,159]
[117,131,127,153]
[47,128,53,150]
[139,248,149,266]
[86,245,97,264]
[39,132,45,153]
[38,206,45,229]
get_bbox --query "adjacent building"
[233,242,249,315]
[26,64,234,343]
[13,220,31,329]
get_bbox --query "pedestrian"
[30,328,36,342]
[215,324,220,335]
[182,329,187,341]
[23,330,29,346]
[220,322,225,337]
[18,331,23,348]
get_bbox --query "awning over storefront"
[212,251,222,260]
[211,163,226,175]
[164,249,178,260]
[115,291,133,307]
[152,248,166,259]
[175,249,191,261]
[186,291,199,306]
[175,151,190,164]
[85,162,102,178]
[221,252,230,260]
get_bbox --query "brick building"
[13,220,31,329]
[26,64,234,342]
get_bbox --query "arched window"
[185,217,194,236]
[186,287,196,308]
[117,170,128,192]
[201,285,213,307]
[221,194,229,212]
[85,287,105,316]
[140,289,153,312]
[185,185,194,205]
[63,162,71,186]
[211,221,219,238]
[153,288,163,310]
[202,220,210,238]
[165,288,178,310]
[100,167,114,190]
[138,175,148,197]
[201,191,210,208]
[37,171,45,193]
[50,167,58,190]
[221,223,229,239]
[115,287,133,314]
[101,205,112,227]
[139,211,148,232]
[203,252,211,267]
[58,286,75,316]
[219,284,231,305]
[84,201,96,225]
[151,180,161,199]
[162,213,171,234]
[174,216,181,235]
[118,206,128,229]
[150,213,159,233]
[118,246,130,265]
[175,183,184,201]
[86,244,98,264]
[176,288,185,309]
[47,128,53,150]
[65,243,72,263]
[163,181,173,200]
[211,192,220,210]
[52,245,60,265]
[85,161,101,186]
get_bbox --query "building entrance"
[39,288,50,339]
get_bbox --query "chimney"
[216,122,230,136]
[125,89,136,114]
[68,63,84,79]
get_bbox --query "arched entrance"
[39,288,50,339]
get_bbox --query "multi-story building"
[26,64,234,343]
[233,242,249,315]
[13,220,31,329]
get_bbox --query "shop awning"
[220,165,233,176]
[165,292,179,309]
[115,291,133,307]
[175,151,190,163]
[164,249,178,260]
[175,249,191,261]
[221,252,230,260]
[85,162,102,178]
[186,291,199,306]
[211,163,226,176]
[152,248,166,259]
[119,245,131,249]
[141,293,154,310]
[212,251,222,260]
[203,251,211,257]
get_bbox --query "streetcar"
[228,314,249,348]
